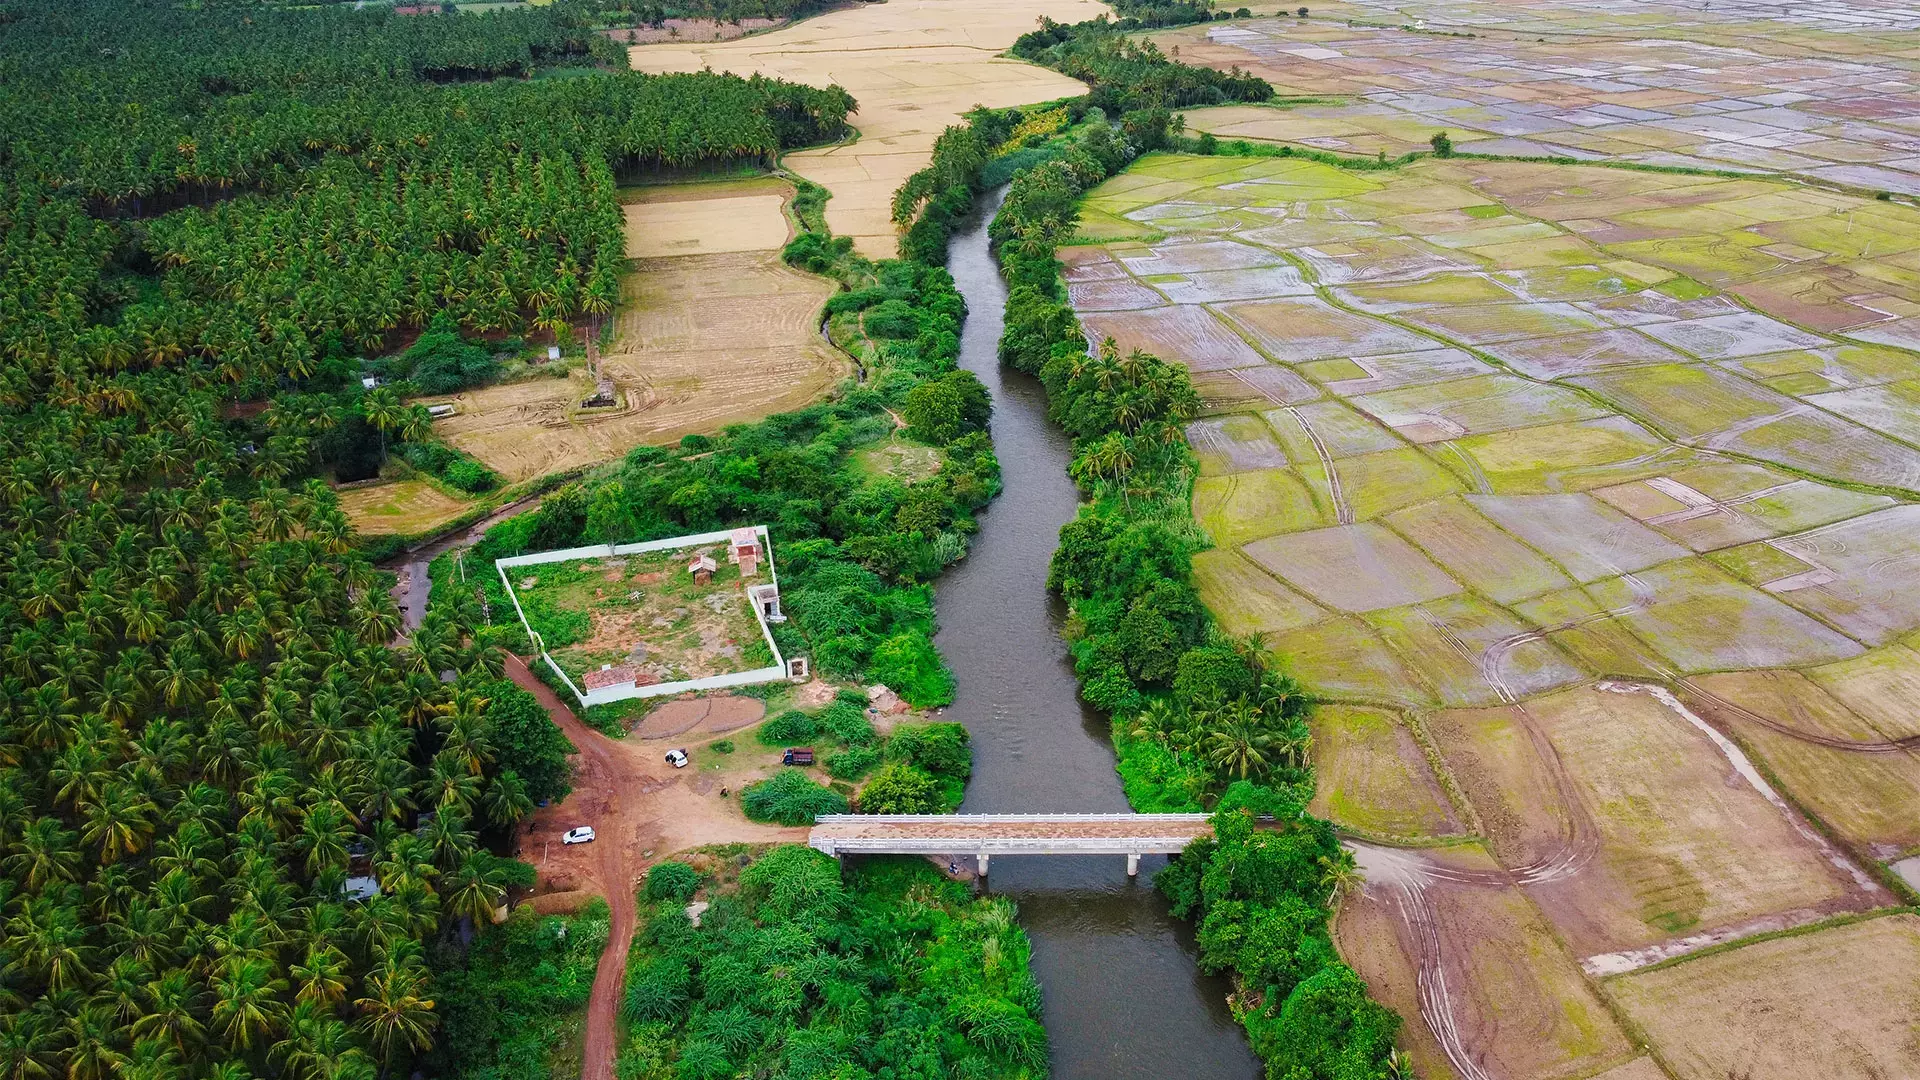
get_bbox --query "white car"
[561,827,595,845]
[665,749,689,769]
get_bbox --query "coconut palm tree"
[353,958,436,1076]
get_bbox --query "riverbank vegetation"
[930,45,1406,1074]
[619,849,1047,1080]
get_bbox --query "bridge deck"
[808,813,1214,858]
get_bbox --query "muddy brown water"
[931,189,1259,1078]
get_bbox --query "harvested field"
[439,246,844,483]
[1687,667,1920,856]
[1339,842,1641,1080]
[629,0,1104,259]
[1309,706,1459,840]
[337,479,474,537]
[1610,914,1920,1080]
[621,178,793,257]
[1443,685,1881,959]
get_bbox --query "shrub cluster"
[620,851,1046,1078]
[740,769,848,825]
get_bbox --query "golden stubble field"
[629,0,1109,258]
[436,179,847,483]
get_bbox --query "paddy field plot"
[628,0,1104,259]
[504,547,774,686]
[1337,843,1642,1080]
[1064,153,1920,725]
[1242,523,1462,613]
[1609,914,1920,1080]
[1308,705,1460,840]
[1687,665,1920,856]
[337,479,475,537]
[1584,556,1864,672]
[1435,685,1878,957]
[1764,504,1920,644]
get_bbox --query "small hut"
[729,527,762,576]
[688,553,717,585]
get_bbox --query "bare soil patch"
[1686,668,1920,857]
[1441,685,1877,959]
[633,695,768,740]
[1338,842,1638,1080]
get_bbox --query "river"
[932,190,1260,1079]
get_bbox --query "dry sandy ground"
[438,242,844,483]
[629,0,1109,258]
[622,177,796,257]
[507,655,804,1080]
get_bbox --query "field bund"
[1065,148,1920,1080]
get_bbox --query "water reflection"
[928,188,1259,1080]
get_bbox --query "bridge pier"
[1127,851,1139,877]
[977,852,989,877]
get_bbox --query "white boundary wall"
[497,526,787,709]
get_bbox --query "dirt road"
[504,654,805,1080]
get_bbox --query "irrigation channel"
[931,189,1260,1078]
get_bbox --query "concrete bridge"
[808,813,1213,876]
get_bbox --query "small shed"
[729,527,762,576]
[688,553,717,584]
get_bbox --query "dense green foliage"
[1158,791,1398,1078]
[739,770,847,826]
[429,900,608,1080]
[1011,18,1273,121]
[0,6,846,1080]
[952,96,1405,1076]
[479,679,578,807]
[619,850,1046,1079]
[0,0,852,407]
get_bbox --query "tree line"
[943,87,1406,1077]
